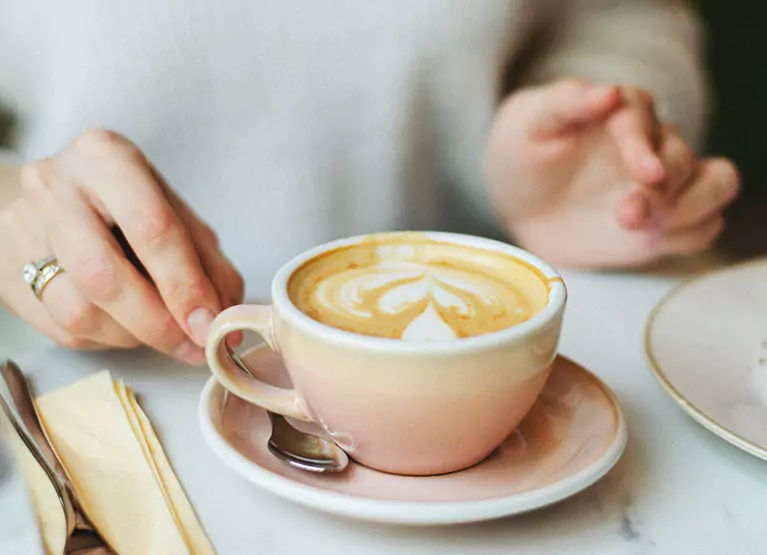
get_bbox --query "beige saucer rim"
[643,256,767,462]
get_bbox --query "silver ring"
[22,257,65,300]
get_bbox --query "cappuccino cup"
[206,232,566,476]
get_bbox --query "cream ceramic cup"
[205,232,567,476]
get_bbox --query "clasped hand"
[485,79,740,268]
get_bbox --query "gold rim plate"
[644,257,767,461]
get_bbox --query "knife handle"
[0,360,75,491]
[0,359,77,536]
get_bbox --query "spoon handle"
[0,359,77,535]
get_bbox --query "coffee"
[287,233,549,341]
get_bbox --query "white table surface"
[1,258,766,555]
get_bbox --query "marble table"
[1,259,766,555]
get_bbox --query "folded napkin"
[0,416,53,555]
[7,370,216,555]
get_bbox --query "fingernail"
[618,193,648,229]
[173,339,206,366]
[227,331,244,348]
[187,307,215,346]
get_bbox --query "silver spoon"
[225,345,349,473]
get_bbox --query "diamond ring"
[22,257,66,300]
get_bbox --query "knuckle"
[556,77,587,91]
[56,301,99,335]
[141,313,181,350]
[73,257,122,303]
[20,160,55,194]
[717,161,741,199]
[124,337,143,349]
[132,207,180,248]
[230,269,245,292]
[227,269,245,301]
[72,128,143,162]
[202,224,218,245]
[167,274,210,308]
[193,219,218,245]
[674,141,695,173]
[702,159,740,207]
[73,128,124,152]
[54,334,93,350]
[551,78,588,100]
[625,87,655,109]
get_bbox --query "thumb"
[524,80,621,137]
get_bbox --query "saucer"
[198,349,626,525]
[645,258,767,461]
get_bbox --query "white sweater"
[0,0,706,297]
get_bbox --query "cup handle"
[205,305,310,421]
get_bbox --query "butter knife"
[0,359,115,554]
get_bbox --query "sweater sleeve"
[522,0,708,150]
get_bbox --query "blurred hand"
[484,79,740,268]
[0,129,244,364]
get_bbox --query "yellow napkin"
[14,370,216,555]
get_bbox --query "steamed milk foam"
[288,233,549,341]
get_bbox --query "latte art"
[288,234,550,341]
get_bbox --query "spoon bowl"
[267,412,349,473]
[225,344,349,473]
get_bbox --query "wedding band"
[22,257,66,300]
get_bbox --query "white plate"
[645,258,767,460]
[198,349,626,525]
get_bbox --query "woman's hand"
[484,79,740,268]
[0,129,244,364]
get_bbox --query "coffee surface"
[288,233,549,341]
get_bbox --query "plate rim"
[644,256,767,462]
[197,358,628,525]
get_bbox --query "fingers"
[523,79,621,137]
[62,129,222,347]
[655,125,696,202]
[615,190,652,230]
[14,129,234,361]
[1,199,116,350]
[163,185,246,348]
[662,158,741,232]
[23,161,206,365]
[616,124,697,230]
[41,275,140,348]
[608,89,665,186]
[1,284,103,350]
[161,181,245,308]
[661,216,725,256]
[627,157,738,257]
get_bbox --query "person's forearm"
[0,163,22,209]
